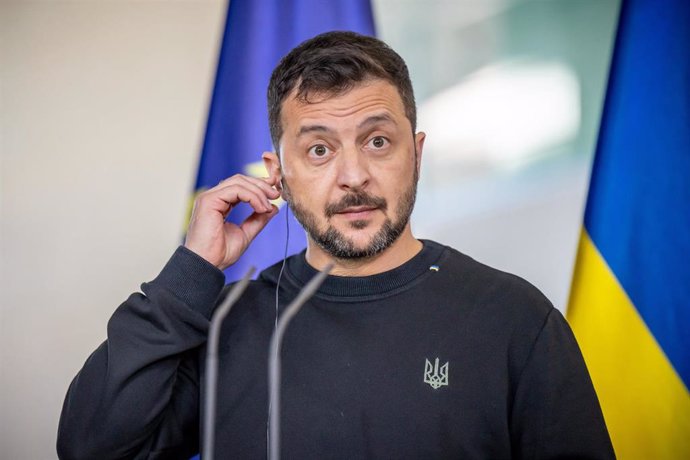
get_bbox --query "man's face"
[274,79,425,259]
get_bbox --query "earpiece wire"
[267,204,290,456]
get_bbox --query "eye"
[308,144,331,158]
[367,136,389,149]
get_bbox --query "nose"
[336,146,370,191]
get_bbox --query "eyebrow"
[357,113,396,129]
[297,124,332,137]
[296,113,397,138]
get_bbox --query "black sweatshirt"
[57,240,614,459]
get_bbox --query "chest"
[207,300,515,458]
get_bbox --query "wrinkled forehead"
[279,79,408,132]
[289,74,379,105]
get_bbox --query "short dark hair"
[267,31,416,150]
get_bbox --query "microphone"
[268,263,334,460]
[203,266,256,460]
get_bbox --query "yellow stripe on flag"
[568,230,690,459]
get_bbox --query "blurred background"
[0,0,620,457]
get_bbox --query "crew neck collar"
[285,239,446,299]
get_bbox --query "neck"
[305,227,423,276]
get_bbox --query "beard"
[282,167,418,260]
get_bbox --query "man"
[58,31,614,459]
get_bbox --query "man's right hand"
[184,174,281,270]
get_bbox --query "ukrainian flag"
[192,0,376,281]
[567,0,690,457]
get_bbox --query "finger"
[232,175,281,201]
[213,174,280,202]
[198,183,273,215]
[221,173,280,196]
[225,187,274,214]
[218,177,280,212]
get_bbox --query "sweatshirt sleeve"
[509,308,616,459]
[57,246,225,460]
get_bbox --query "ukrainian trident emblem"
[423,358,449,389]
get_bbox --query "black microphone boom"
[268,263,334,460]
[203,266,256,460]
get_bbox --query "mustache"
[325,192,388,218]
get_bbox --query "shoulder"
[420,242,581,393]
[425,239,555,333]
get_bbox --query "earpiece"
[278,177,287,202]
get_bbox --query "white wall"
[1,1,225,457]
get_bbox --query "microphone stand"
[203,266,256,460]
[268,263,334,460]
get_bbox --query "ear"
[262,151,282,190]
[414,132,426,174]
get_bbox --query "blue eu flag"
[192,0,376,282]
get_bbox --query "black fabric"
[57,240,614,459]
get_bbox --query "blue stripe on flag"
[583,0,690,388]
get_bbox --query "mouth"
[325,192,388,220]
[336,206,378,219]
